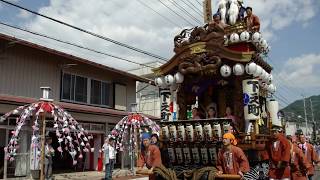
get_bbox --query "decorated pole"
[39,87,52,180]
[40,112,46,180]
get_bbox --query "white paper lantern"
[252,32,261,42]
[267,100,281,127]
[253,65,263,77]
[259,39,267,49]
[265,45,271,54]
[220,65,232,77]
[155,77,165,87]
[268,84,276,93]
[229,33,240,43]
[174,72,184,84]
[233,63,245,76]
[164,74,175,86]
[245,62,257,75]
[267,74,273,85]
[240,31,250,41]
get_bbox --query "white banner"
[243,79,260,121]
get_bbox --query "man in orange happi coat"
[267,125,291,180]
[216,133,250,178]
[287,135,311,180]
[298,134,319,180]
[137,133,162,171]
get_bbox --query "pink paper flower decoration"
[57,146,63,152]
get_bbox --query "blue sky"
[0,0,319,108]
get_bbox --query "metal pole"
[3,129,8,179]
[40,113,46,180]
[303,96,308,136]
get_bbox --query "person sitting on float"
[207,107,217,119]
[192,107,202,120]
[216,133,250,178]
[244,7,260,32]
[224,106,239,128]
[208,13,228,31]
[137,133,162,172]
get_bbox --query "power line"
[0,0,168,62]
[195,0,203,6]
[267,57,305,99]
[179,0,204,18]
[0,21,157,69]
[135,0,183,28]
[184,0,203,14]
[157,0,195,26]
[167,0,202,24]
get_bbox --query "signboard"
[160,89,171,120]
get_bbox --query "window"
[90,79,112,106]
[61,73,87,103]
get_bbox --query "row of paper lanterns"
[154,72,184,87]
[154,63,276,93]
[220,62,276,93]
[225,32,270,54]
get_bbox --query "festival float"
[148,0,282,179]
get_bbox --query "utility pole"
[310,98,315,123]
[303,95,308,136]
[310,98,316,141]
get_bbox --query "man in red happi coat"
[216,133,250,178]
[267,126,291,180]
[298,134,319,180]
[287,135,312,180]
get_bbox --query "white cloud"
[0,0,317,71]
[277,53,320,88]
[17,9,32,19]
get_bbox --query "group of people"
[204,126,320,180]
[192,106,239,130]
[102,125,319,180]
[267,126,319,180]
[210,6,260,32]
[102,133,160,180]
